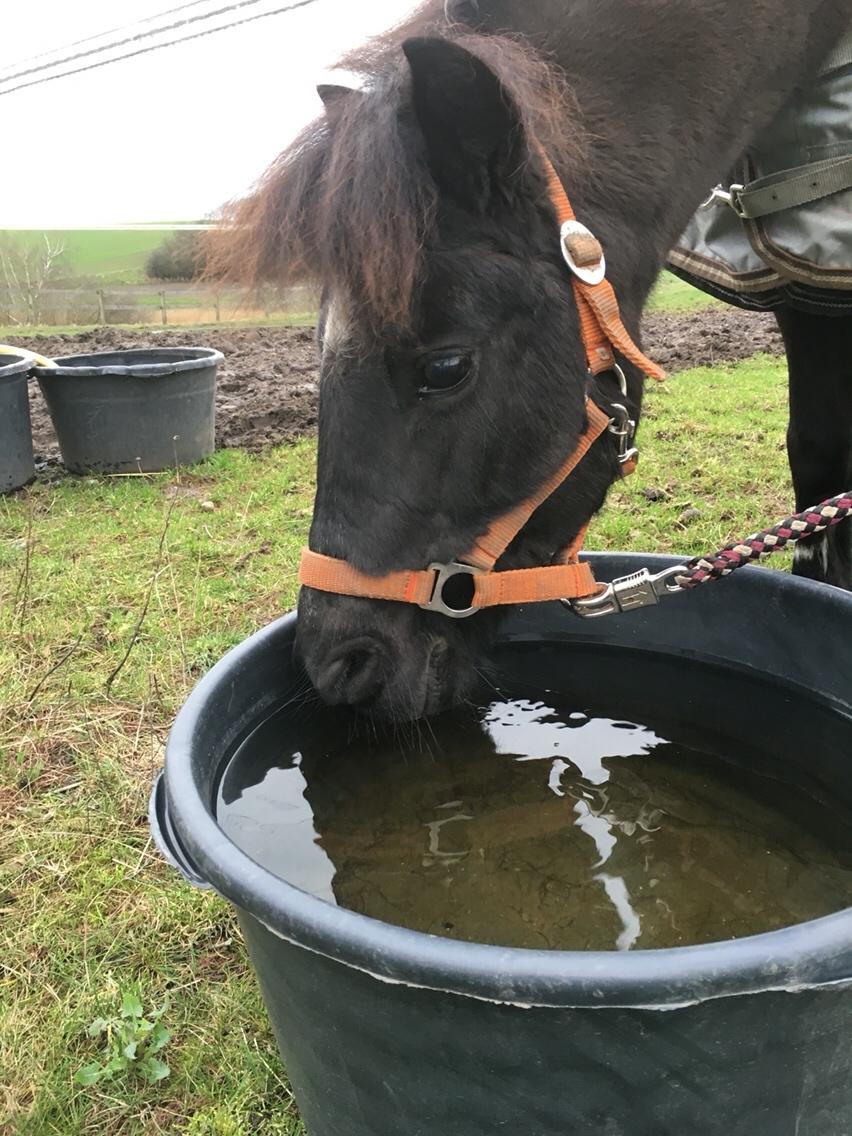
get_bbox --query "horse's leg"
[776,306,852,589]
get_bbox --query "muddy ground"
[9,307,783,463]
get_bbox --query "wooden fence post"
[214,292,221,323]
[159,290,167,326]
[97,288,106,325]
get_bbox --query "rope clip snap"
[567,565,686,619]
[608,402,638,466]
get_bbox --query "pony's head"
[212,32,642,720]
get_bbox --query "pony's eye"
[418,353,474,396]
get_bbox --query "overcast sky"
[2,0,416,226]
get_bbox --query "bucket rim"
[158,552,852,1009]
[0,351,33,379]
[34,346,224,378]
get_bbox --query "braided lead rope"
[675,492,852,588]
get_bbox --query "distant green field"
[0,230,169,283]
[647,270,718,313]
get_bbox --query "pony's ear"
[402,36,527,212]
[317,83,357,108]
[317,83,366,124]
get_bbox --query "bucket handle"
[0,344,57,368]
[148,771,212,890]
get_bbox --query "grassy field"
[1,226,706,310]
[646,269,719,313]
[1,354,793,1135]
[0,231,169,285]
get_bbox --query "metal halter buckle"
[608,403,638,466]
[700,183,747,219]
[560,220,607,285]
[566,565,686,619]
[604,368,637,465]
[419,562,481,619]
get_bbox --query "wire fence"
[0,283,316,329]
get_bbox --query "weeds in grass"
[76,987,171,1088]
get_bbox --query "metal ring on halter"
[419,562,482,619]
[589,362,628,395]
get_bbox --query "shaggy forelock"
[205,9,587,335]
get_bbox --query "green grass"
[58,231,165,279]
[646,270,719,314]
[1,355,793,1134]
[0,231,169,284]
[595,353,792,552]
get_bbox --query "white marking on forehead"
[322,295,352,353]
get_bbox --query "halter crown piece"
[298,151,666,618]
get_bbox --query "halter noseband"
[299,152,665,618]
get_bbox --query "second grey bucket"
[34,347,222,473]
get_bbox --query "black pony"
[212,0,851,720]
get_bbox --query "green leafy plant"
[12,748,44,789]
[75,989,171,1087]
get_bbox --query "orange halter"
[299,152,665,618]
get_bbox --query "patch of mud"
[643,306,783,373]
[8,307,782,463]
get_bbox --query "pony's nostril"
[318,655,347,690]
[314,640,385,706]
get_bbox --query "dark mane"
[206,8,588,333]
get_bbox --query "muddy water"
[216,649,852,951]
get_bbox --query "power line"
[0,0,313,87]
[1,0,225,75]
[0,0,321,97]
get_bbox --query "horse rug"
[669,28,852,313]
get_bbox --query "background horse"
[211,0,850,720]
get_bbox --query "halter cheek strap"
[299,153,665,617]
[539,150,665,383]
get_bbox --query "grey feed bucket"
[150,554,852,1136]
[34,347,222,473]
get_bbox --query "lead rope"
[571,492,852,617]
[677,492,852,587]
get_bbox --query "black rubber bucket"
[150,554,852,1136]
[34,348,222,473]
[0,352,35,492]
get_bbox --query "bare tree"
[0,234,67,325]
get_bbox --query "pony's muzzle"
[311,636,387,707]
